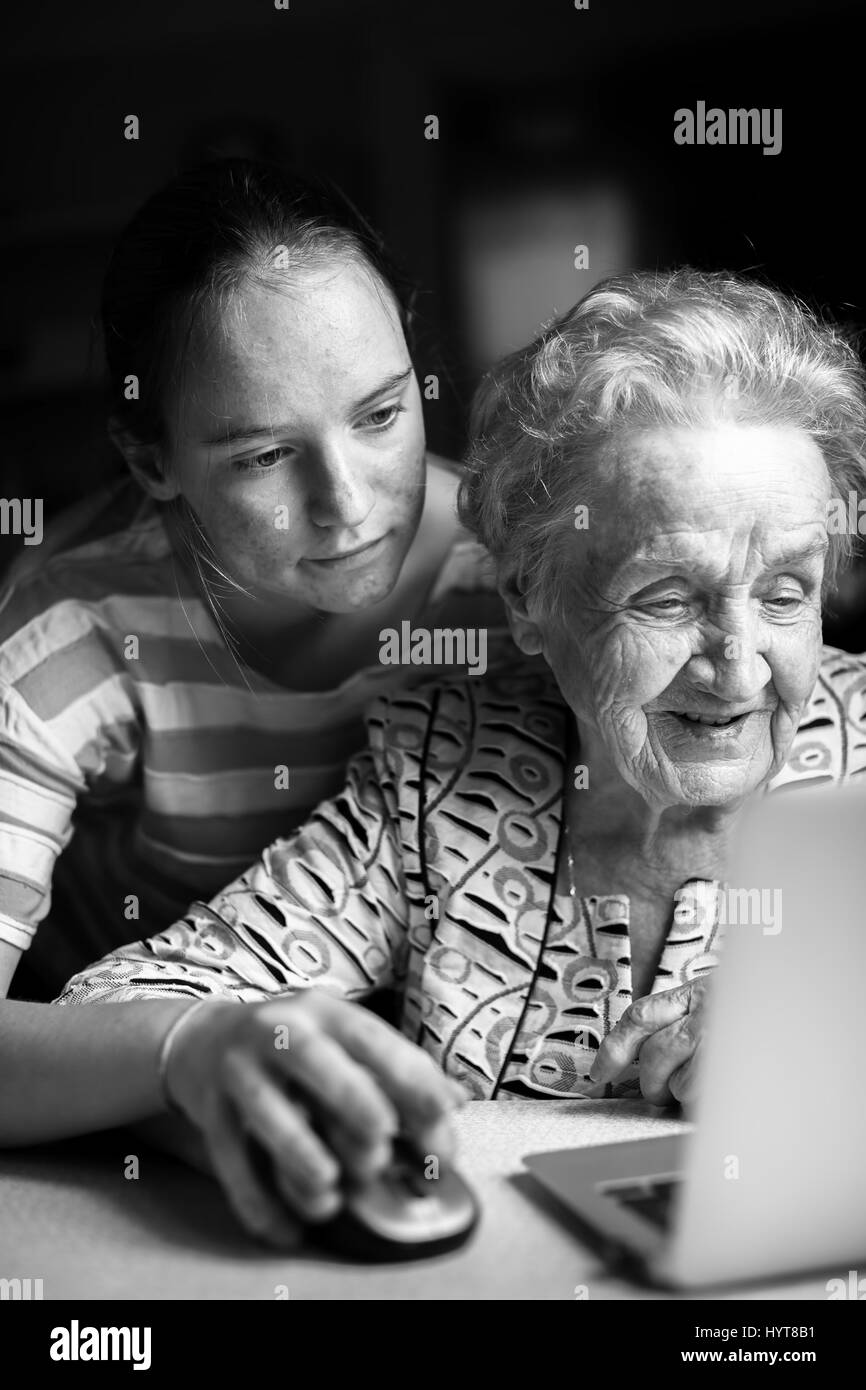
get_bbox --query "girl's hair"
[459,267,866,618]
[101,156,415,448]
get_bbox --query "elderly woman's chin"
[636,707,780,808]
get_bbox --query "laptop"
[523,782,866,1289]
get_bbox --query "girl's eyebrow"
[201,367,414,447]
[351,365,413,412]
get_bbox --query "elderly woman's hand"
[588,978,712,1106]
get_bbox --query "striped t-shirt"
[0,477,509,998]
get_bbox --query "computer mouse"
[311,1135,481,1262]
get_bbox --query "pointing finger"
[589,983,695,1084]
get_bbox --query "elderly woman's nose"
[687,632,769,701]
[307,440,376,530]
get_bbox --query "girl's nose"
[307,442,376,531]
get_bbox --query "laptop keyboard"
[606,1178,682,1230]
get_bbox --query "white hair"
[460,267,866,617]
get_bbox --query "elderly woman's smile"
[511,421,830,811]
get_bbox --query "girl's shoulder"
[0,480,182,695]
[6,478,166,577]
[0,480,173,634]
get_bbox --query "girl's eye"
[360,403,404,430]
[234,445,293,473]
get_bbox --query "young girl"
[0,158,505,1005]
[0,161,505,1240]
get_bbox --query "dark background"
[2,0,864,645]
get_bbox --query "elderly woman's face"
[528,423,831,809]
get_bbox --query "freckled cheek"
[199,492,297,576]
[375,435,426,523]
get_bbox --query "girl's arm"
[0,955,201,1145]
[0,945,461,1249]
[1,725,410,1145]
[0,726,461,1245]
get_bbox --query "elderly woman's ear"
[496,562,546,658]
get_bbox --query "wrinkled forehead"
[579,424,832,588]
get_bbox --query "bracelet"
[157,999,212,1116]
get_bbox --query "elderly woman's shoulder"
[364,656,567,761]
[772,644,866,791]
[813,643,866,704]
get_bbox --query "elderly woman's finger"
[668,1041,703,1108]
[632,1015,700,1105]
[589,983,695,1084]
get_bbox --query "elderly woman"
[3,269,865,1246]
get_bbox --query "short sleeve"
[0,680,84,951]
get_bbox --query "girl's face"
[162,259,427,614]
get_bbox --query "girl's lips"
[303,535,388,568]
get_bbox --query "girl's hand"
[164,991,464,1246]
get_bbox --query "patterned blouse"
[57,645,866,1101]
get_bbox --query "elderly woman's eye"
[764,594,803,612]
[642,598,687,615]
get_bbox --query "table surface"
[0,1100,834,1300]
